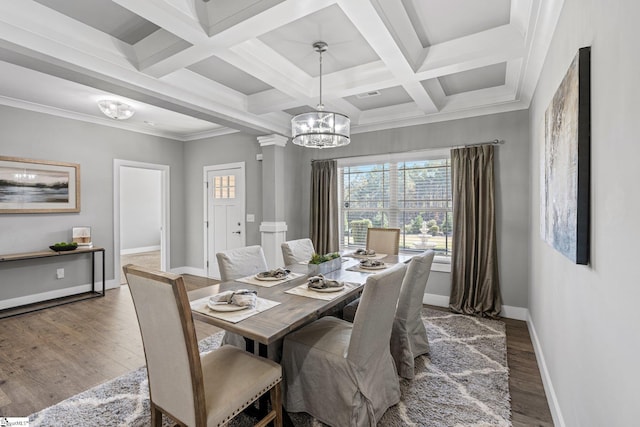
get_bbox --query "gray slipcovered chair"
[216,245,268,282]
[366,227,400,255]
[282,262,407,427]
[123,264,282,427]
[281,238,315,265]
[343,250,435,379]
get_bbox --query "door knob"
[232,231,241,235]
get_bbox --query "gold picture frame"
[0,156,80,213]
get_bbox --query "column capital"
[257,134,288,147]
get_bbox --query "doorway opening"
[114,160,170,285]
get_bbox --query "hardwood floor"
[0,278,553,425]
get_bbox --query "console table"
[0,246,105,318]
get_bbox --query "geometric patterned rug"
[29,308,511,426]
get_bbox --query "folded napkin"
[354,248,376,256]
[209,289,258,308]
[307,274,344,289]
[360,259,384,267]
[257,268,291,279]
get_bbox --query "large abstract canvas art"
[542,47,590,265]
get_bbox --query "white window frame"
[337,149,452,271]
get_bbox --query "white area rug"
[29,308,511,426]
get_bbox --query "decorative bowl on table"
[49,242,79,252]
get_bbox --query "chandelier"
[291,42,350,149]
[98,100,135,120]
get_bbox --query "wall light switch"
[256,154,263,161]
[56,268,64,279]
[246,214,255,222]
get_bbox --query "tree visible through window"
[338,153,452,257]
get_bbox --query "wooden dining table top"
[188,253,413,346]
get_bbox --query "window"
[338,149,452,260]
[213,175,236,199]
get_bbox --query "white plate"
[255,273,288,281]
[308,285,345,293]
[359,263,387,270]
[207,302,250,312]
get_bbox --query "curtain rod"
[310,139,504,162]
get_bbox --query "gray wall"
[528,0,640,425]
[289,110,531,309]
[0,106,184,300]
[182,133,263,269]
[120,167,161,251]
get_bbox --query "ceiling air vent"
[356,90,381,99]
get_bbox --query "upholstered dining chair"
[343,250,435,379]
[216,245,268,282]
[281,262,407,427]
[366,227,401,255]
[123,264,283,427]
[216,245,271,351]
[281,238,315,265]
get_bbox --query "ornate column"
[257,134,288,268]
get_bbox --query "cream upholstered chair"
[366,227,401,255]
[282,263,407,427]
[343,250,435,379]
[123,264,282,427]
[216,245,268,282]
[281,238,315,265]
[216,246,269,351]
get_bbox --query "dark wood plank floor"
[0,277,553,425]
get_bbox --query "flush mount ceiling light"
[97,100,135,120]
[291,42,350,149]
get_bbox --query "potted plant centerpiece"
[308,252,342,275]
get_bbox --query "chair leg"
[150,404,163,427]
[271,381,283,427]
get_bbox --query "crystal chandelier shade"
[291,42,350,149]
[98,100,135,120]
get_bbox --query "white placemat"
[344,252,388,260]
[285,281,358,301]
[190,296,280,323]
[236,272,305,288]
[346,264,390,273]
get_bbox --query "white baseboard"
[527,313,566,427]
[423,293,449,307]
[170,266,208,277]
[0,283,91,310]
[422,293,528,321]
[500,305,528,321]
[121,245,161,255]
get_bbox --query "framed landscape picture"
[542,47,591,265]
[0,156,80,213]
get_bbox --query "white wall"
[120,167,161,251]
[528,1,640,425]
[0,106,184,300]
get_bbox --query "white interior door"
[205,163,245,278]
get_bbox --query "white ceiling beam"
[511,0,534,38]
[224,39,311,99]
[440,85,516,112]
[159,68,247,111]
[0,1,138,70]
[113,0,208,44]
[133,0,338,78]
[337,0,438,114]
[416,25,525,79]
[370,0,424,67]
[357,102,424,126]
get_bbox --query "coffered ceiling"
[0,0,563,141]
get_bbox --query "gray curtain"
[449,145,502,318]
[310,159,339,254]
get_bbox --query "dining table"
[188,252,414,358]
